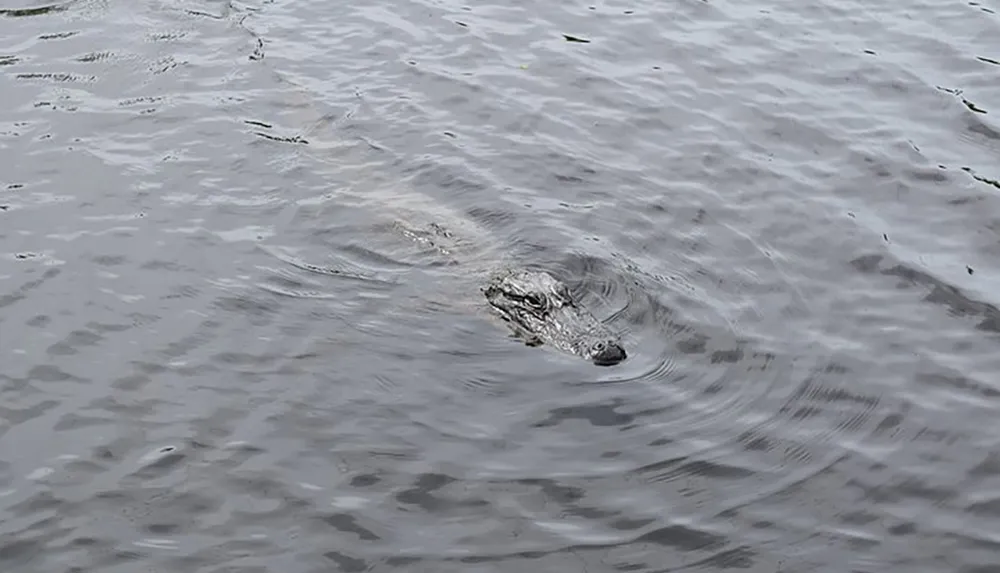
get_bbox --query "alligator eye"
[524,293,547,310]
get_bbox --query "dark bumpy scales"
[483,269,626,366]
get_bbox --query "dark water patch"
[0,2,74,18]
[394,472,490,512]
[37,30,76,39]
[27,364,82,383]
[635,524,725,552]
[851,253,1000,334]
[0,538,40,565]
[314,512,382,541]
[961,166,1000,190]
[52,412,110,431]
[45,328,103,356]
[323,552,369,572]
[963,99,988,114]
[532,398,640,428]
[14,71,95,83]
[916,370,1000,404]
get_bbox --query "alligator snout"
[590,340,627,366]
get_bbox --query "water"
[1,0,999,570]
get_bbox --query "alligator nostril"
[592,342,627,366]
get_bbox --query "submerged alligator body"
[484,268,627,366]
[259,80,627,366]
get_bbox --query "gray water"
[2,0,1000,571]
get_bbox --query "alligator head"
[483,269,627,366]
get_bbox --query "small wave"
[0,1,76,18]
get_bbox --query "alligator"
[249,78,627,366]
[483,268,627,366]
[376,204,627,366]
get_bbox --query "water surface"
[2,0,1000,571]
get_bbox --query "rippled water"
[2,0,1000,571]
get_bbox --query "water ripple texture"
[1,0,1000,571]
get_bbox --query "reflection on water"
[2,0,1000,571]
